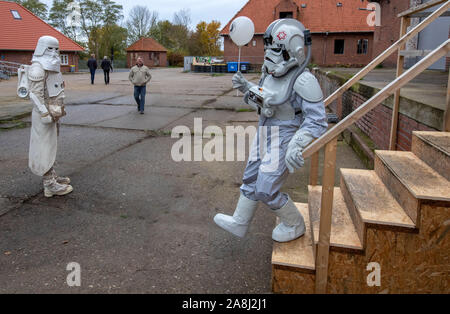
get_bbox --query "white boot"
[43,177,73,198]
[214,193,258,238]
[272,196,305,243]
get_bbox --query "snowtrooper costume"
[214,19,328,242]
[27,36,73,197]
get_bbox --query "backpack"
[17,65,30,98]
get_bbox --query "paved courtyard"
[0,68,366,293]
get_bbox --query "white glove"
[286,130,314,174]
[40,114,54,124]
[232,72,253,93]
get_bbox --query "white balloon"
[229,16,255,47]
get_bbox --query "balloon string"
[237,46,241,97]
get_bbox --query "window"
[11,10,21,20]
[334,39,345,54]
[279,11,293,18]
[357,39,369,54]
[60,54,69,65]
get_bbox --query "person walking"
[101,56,113,85]
[87,54,97,85]
[129,57,152,114]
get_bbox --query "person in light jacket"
[129,57,152,114]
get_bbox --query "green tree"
[13,0,48,20]
[48,0,123,57]
[148,20,176,51]
[48,0,79,40]
[189,20,222,56]
[78,0,123,57]
[98,24,128,60]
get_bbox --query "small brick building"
[221,0,375,68]
[126,38,168,68]
[0,1,84,72]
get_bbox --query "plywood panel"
[376,151,450,202]
[341,169,416,230]
[412,131,450,181]
[308,186,363,252]
[272,203,315,271]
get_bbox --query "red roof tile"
[126,37,168,52]
[0,1,84,51]
[221,0,375,35]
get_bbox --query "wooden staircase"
[272,131,450,293]
[270,1,450,294]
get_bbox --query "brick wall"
[127,51,167,68]
[447,26,450,71]
[372,0,411,67]
[311,33,374,66]
[0,50,80,72]
[319,70,437,152]
[223,32,374,67]
[274,0,300,19]
[329,82,436,151]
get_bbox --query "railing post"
[444,70,450,132]
[315,137,338,294]
[309,151,320,186]
[389,17,411,150]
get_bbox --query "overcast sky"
[41,0,249,30]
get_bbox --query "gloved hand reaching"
[285,130,315,174]
[232,72,254,93]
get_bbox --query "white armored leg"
[214,193,258,238]
[272,196,305,242]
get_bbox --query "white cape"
[29,107,57,176]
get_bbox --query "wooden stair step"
[340,169,416,232]
[308,186,363,252]
[412,131,450,181]
[272,203,315,272]
[376,150,450,202]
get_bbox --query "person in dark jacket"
[87,54,97,85]
[101,56,113,85]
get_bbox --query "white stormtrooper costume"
[26,36,73,197]
[214,19,328,242]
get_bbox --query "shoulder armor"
[28,63,45,82]
[294,71,324,103]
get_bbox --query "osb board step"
[308,186,363,252]
[413,131,450,156]
[376,151,450,202]
[340,169,416,230]
[412,131,450,181]
[272,203,315,272]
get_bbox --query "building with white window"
[0,1,84,72]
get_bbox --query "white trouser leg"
[213,193,258,238]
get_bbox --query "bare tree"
[126,5,158,44]
[173,8,191,29]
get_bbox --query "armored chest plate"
[46,72,64,97]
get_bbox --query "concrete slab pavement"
[0,68,367,293]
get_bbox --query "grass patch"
[235,108,255,113]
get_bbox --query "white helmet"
[32,36,61,72]
[263,19,306,77]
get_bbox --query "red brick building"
[126,37,168,68]
[371,0,411,67]
[0,1,84,72]
[221,0,375,68]
[372,0,450,70]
